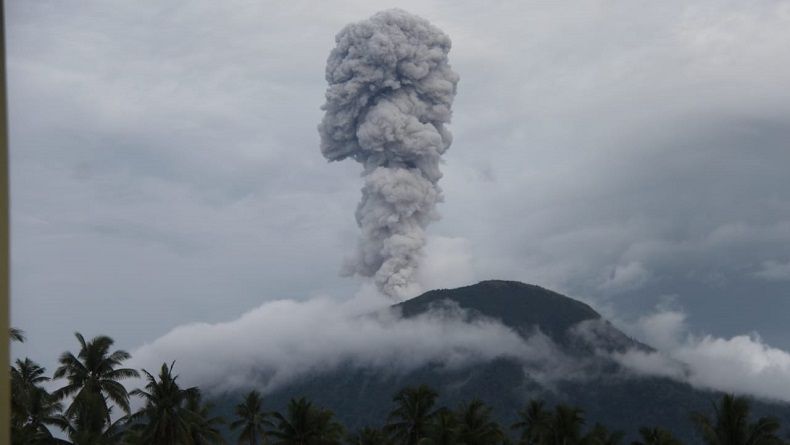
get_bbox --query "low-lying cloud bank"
[131,286,790,404]
[614,309,790,403]
[130,288,562,394]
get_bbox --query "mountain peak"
[474,279,540,288]
[396,280,603,343]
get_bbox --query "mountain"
[397,280,647,353]
[399,281,599,332]
[213,280,790,442]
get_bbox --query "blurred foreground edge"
[0,0,11,443]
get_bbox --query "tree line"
[9,329,787,444]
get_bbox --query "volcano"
[213,280,790,442]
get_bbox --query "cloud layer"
[615,308,790,403]
[129,289,561,394]
[129,289,790,404]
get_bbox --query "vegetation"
[267,397,344,444]
[631,427,684,445]
[385,385,439,445]
[52,332,139,443]
[10,327,25,342]
[690,394,783,445]
[8,329,790,444]
[126,362,209,444]
[231,390,270,445]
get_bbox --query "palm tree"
[691,394,782,445]
[512,400,551,445]
[419,408,459,445]
[583,423,622,445]
[11,357,51,401]
[268,397,313,445]
[546,404,585,445]
[11,357,52,424]
[347,426,393,445]
[127,361,201,444]
[231,390,270,445]
[309,406,344,445]
[10,327,25,342]
[59,406,128,445]
[631,427,684,445]
[385,385,439,445]
[10,358,69,445]
[268,397,344,445]
[455,399,504,445]
[185,390,227,445]
[52,332,139,435]
[12,386,70,444]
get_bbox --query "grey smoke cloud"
[319,9,459,297]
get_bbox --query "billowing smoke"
[319,9,459,297]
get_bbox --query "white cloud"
[614,308,790,402]
[129,288,564,394]
[614,349,686,381]
[130,290,790,403]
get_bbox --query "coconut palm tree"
[582,423,623,445]
[631,427,684,445]
[347,426,393,445]
[455,399,504,445]
[691,394,782,445]
[268,397,344,445]
[11,358,51,408]
[385,385,439,445]
[268,397,314,445]
[419,408,459,445]
[546,404,585,445]
[10,358,69,445]
[12,386,70,444]
[52,332,139,434]
[309,406,344,445]
[512,400,551,445]
[185,390,227,445]
[11,357,52,420]
[59,405,128,445]
[231,390,270,445]
[10,327,25,342]
[127,361,201,444]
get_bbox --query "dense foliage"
[9,328,789,444]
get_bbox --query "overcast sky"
[7,0,790,379]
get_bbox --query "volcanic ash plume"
[319,9,459,297]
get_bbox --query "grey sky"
[7,0,790,384]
